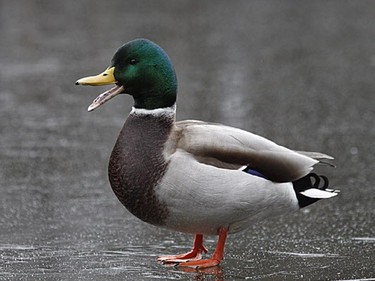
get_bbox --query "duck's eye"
[129,59,138,65]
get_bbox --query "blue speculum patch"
[242,167,268,179]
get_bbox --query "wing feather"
[175,121,326,182]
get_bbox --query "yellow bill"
[76,67,125,112]
[76,67,116,86]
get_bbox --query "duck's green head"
[76,39,177,111]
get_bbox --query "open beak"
[75,66,124,112]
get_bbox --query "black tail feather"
[293,173,338,208]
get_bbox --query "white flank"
[130,104,176,117]
[300,188,338,199]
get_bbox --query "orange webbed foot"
[157,234,208,264]
[159,228,229,269]
[176,258,221,269]
[157,250,205,263]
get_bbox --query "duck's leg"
[158,234,208,263]
[177,227,228,269]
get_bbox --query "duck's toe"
[176,258,221,269]
[158,234,208,264]
[158,251,204,264]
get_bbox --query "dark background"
[0,1,374,280]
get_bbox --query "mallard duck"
[76,39,338,269]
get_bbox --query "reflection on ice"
[267,250,341,258]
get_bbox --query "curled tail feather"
[292,173,339,208]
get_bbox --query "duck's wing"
[175,120,333,182]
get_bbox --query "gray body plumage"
[108,105,336,235]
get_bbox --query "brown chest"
[108,113,174,226]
